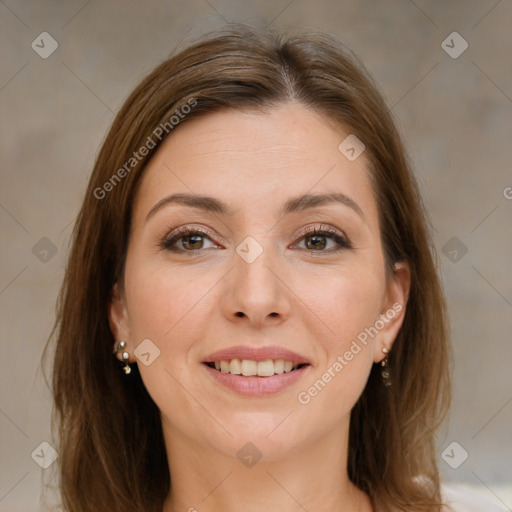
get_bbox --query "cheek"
[124,257,210,343]
[122,260,209,423]
[122,257,218,403]
[300,265,384,348]
[294,269,383,410]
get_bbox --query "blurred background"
[1,1,511,511]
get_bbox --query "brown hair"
[44,23,451,512]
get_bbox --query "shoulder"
[441,483,509,512]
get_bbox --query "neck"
[161,419,373,512]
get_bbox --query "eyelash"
[160,224,352,255]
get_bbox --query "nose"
[221,238,291,328]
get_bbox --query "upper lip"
[202,345,311,365]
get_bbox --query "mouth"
[201,345,311,396]
[204,359,310,377]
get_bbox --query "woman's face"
[109,101,409,462]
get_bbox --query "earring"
[381,347,391,387]
[113,340,132,375]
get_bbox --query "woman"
[46,23,499,512]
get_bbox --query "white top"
[441,484,509,511]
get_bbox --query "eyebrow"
[145,191,365,222]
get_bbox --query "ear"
[373,261,411,363]
[108,281,132,360]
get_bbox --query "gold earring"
[381,347,391,386]
[113,340,132,375]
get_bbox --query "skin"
[109,101,410,512]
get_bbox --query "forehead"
[132,102,378,227]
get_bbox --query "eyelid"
[292,223,345,241]
[159,224,220,250]
[291,224,352,251]
[162,224,221,242]
[160,222,351,252]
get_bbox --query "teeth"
[229,359,242,374]
[210,359,303,376]
[241,360,257,376]
[274,359,284,374]
[257,359,274,377]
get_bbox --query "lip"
[201,345,311,397]
[202,345,311,365]
[202,363,310,397]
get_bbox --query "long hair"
[44,23,451,512]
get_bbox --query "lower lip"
[202,364,310,397]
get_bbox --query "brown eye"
[161,228,218,253]
[181,234,205,250]
[304,234,328,250]
[294,227,352,253]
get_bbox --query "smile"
[201,345,311,396]
[202,362,311,396]
[205,359,308,377]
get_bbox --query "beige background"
[1,1,511,511]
